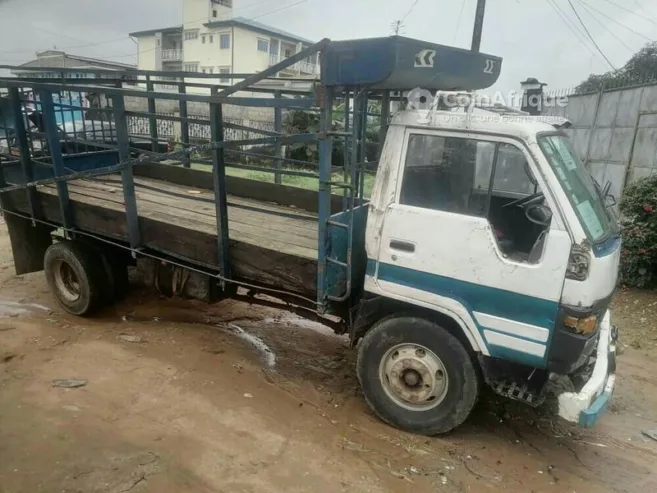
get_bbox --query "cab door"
[372,129,572,367]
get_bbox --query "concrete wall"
[544,83,657,198]
[184,0,211,29]
[232,26,271,75]
[124,93,274,122]
[137,36,158,71]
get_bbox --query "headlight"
[566,244,590,281]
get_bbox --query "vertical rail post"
[378,90,390,159]
[471,0,487,52]
[179,82,190,168]
[8,87,39,221]
[146,75,159,153]
[112,93,141,248]
[358,92,368,200]
[40,89,72,231]
[210,88,231,285]
[316,85,334,312]
[342,90,350,211]
[274,90,283,184]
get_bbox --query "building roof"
[206,17,315,45]
[129,17,313,45]
[12,51,136,72]
[129,26,183,37]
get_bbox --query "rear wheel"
[44,241,107,316]
[357,316,480,435]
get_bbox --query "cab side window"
[399,134,495,217]
[399,133,550,264]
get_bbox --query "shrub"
[620,175,657,288]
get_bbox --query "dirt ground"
[1,222,657,493]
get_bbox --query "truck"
[0,36,619,435]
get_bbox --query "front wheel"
[357,316,480,435]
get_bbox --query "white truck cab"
[355,108,619,434]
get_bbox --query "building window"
[184,30,199,40]
[257,38,269,52]
[219,67,230,83]
[213,9,217,17]
[202,68,206,73]
[202,35,206,44]
[208,67,213,73]
[184,63,199,72]
[220,33,230,49]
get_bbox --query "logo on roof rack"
[414,49,436,68]
[483,59,496,74]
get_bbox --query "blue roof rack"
[322,36,502,91]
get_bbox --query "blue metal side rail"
[0,40,329,294]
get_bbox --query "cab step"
[490,380,545,407]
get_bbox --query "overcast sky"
[1,0,656,93]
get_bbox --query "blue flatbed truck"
[0,36,618,434]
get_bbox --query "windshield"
[538,134,617,243]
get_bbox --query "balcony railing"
[162,49,183,61]
[268,54,318,75]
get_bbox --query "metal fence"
[543,81,657,199]
[126,113,275,142]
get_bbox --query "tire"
[81,241,130,301]
[44,241,108,316]
[357,316,480,435]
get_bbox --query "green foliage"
[619,175,657,288]
[575,42,657,94]
[282,104,382,168]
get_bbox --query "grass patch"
[190,162,374,198]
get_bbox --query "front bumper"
[557,310,617,427]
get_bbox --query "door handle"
[389,240,415,253]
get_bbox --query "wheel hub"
[379,344,448,411]
[53,260,81,302]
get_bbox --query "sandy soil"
[1,221,657,493]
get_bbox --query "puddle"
[0,299,49,318]
[263,315,344,339]
[224,323,277,368]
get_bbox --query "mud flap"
[4,214,53,275]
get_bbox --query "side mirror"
[526,204,553,226]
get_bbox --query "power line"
[250,0,307,20]
[576,0,636,53]
[545,0,599,60]
[578,0,655,43]
[599,0,657,27]
[401,0,421,22]
[567,0,617,70]
[549,0,590,43]
[453,0,467,44]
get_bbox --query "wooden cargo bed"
[4,174,321,295]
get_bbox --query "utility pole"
[471,0,486,52]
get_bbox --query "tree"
[575,42,657,94]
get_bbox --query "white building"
[129,0,319,84]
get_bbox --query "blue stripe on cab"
[368,260,559,368]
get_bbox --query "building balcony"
[162,49,183,61]
[269,54,318,76]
